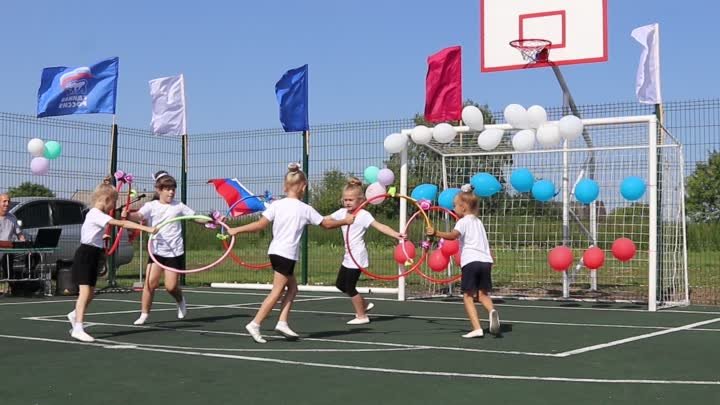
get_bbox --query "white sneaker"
[274,322,299,339]
[347,317,370,325]
[489,310,501,335]
[245,322,267,344]
[365,302,375,312]
[70,329,95,343]
[133,313,149,325]
[67,311,76,327]
[177,297,187,319]
[462,329,484,338]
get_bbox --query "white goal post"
[397,115,688,311]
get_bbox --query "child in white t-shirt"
[126,171,195,326]
[67,178,155,342]
[330,177,402,325]
[228,163,354,343]
[427,184,500,338]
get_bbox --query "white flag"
[149,74,187,136]
[631,23,662,104]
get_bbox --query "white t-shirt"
[81,208,113,248]
[331,208,374,268]
[138,200,195,257]
[262,198,324,261]
[454,214,493,266]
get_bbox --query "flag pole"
[108,114,119,287]
[301,129,310,285]
[180,75,189,285]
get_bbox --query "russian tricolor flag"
[208,178,267,217]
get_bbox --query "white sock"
[276,321,288,328]
[249,321,260,328]
[134,313,149,325]
[73,323,84,333]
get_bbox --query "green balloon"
[43,141,62,160]
[364,166,379,183]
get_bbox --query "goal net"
[398,115,688,311]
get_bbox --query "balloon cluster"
[364,166,396,204]
[427,238,460,273]
[383,106,487,155]
[547,238,637,272]
[476,104,584,153]
[27,138,62,175]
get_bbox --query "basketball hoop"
[509,39,551,63]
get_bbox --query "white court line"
[555,317,720,358]
[0,299,76,306]
[0,333,718,386]
[26,317,555,357]
[242,307,720,333]
[30,297,337,319]
[94,339,423,353]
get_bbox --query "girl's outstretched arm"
[228,216,271,236]
[426,226,461,241]
[319,214,354,230]
[108,219,156,234]
[370,220,403,240]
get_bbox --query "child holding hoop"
[426,184,500,338]
[228,163,354,343]
[125,171,195,325]
[331,177,403,325]
[67,177,155,342]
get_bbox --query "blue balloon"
[410,183,438,202]
[510,168,535,193]
[620,176,646,201]
[438,188,461,210]
[531,180,555,202]
[575,179,600,204]
[470,172,502,197]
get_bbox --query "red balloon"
[428,249,450,272]
[440,239,459,257]
[393,241,416,265]
[583,246,605,270]
[548,246,573,272]
[611,238,636,262]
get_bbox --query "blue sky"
[0,0,714,132]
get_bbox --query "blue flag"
[37,57,119,118]
[275,64,309,132]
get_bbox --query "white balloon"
[27,138,45,157]
[383,133,407,154]
[461,105,485,131]
[558,115,584,141]
[512,129,536,152]
[410,125,432,145]
[526,105,548,129]
[432,123,457,143]
[477,128,504,151]
[536,123,561,147]
[504,104,529,129]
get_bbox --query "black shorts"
[269,254,296,276]
[72,244,105,287]
[335,265,362,296]
[147,254,185,271]
[460,261,493,294]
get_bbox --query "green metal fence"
[1,100,718,303]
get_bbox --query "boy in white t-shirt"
[67,178,155,342]
[228,163,354,344]
[330,177,402,325]
[125,171,195,326]
[427,184,500,338]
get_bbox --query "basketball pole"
[548,64,599,294]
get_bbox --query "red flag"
[424,46,462,123]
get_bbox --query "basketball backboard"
[480,0,608,72]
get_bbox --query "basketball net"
[509,39,552,63]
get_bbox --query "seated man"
[0,193,27,279]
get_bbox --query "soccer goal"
[397,115,688,311]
